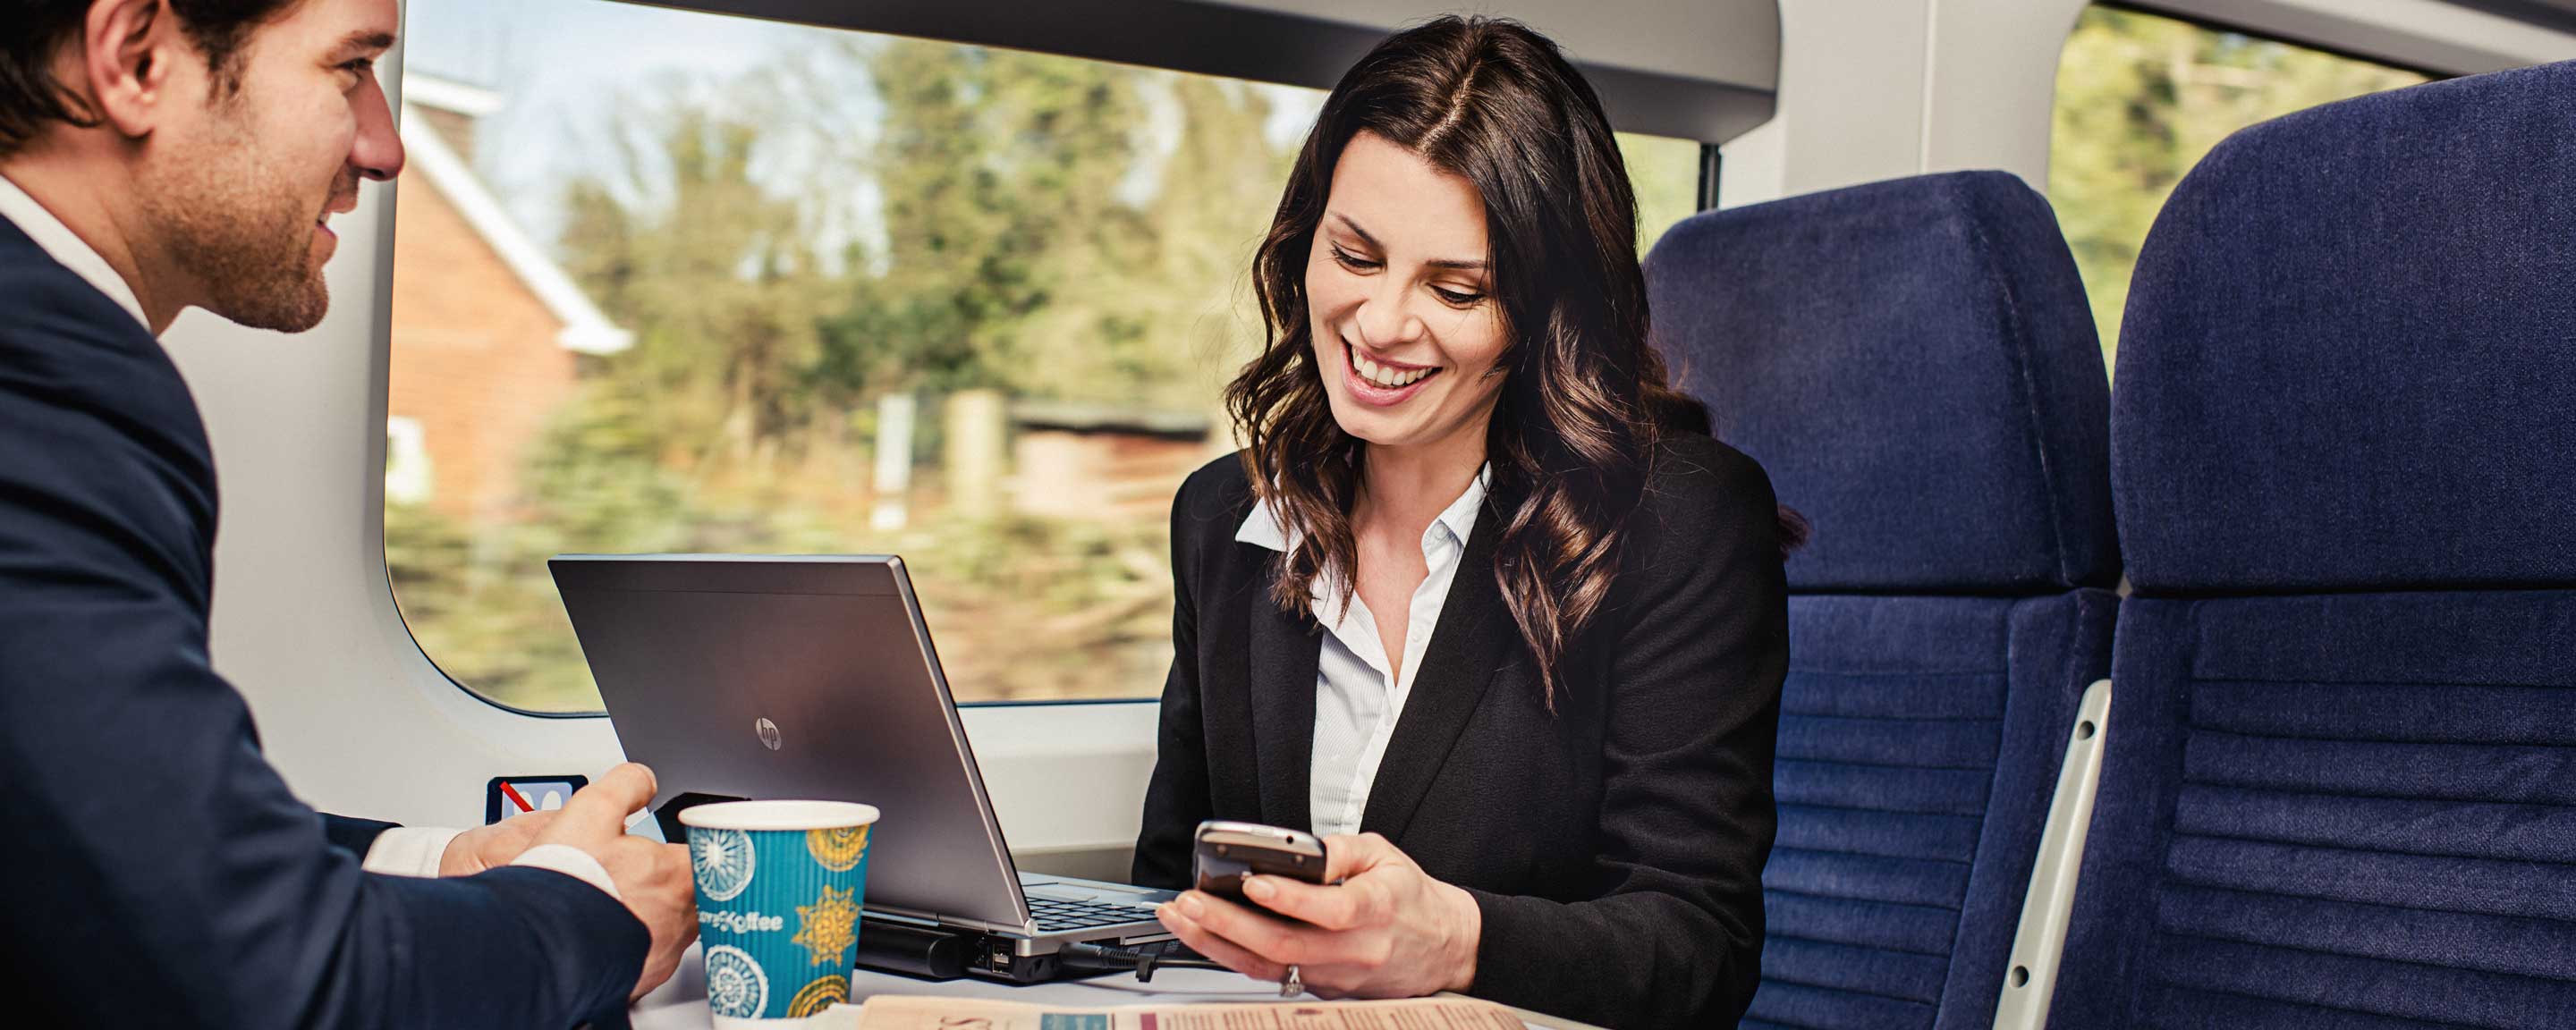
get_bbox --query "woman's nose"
[1353,280,1421,349]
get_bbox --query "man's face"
[138,0,402,333]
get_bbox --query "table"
[632,943,1597,1029]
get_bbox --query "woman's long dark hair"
[1225,15,1758,710]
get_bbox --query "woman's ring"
[1282,964,1302,997]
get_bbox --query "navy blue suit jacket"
[0,216,648,1027]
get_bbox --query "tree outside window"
[384,1,1703,713]
[2050,5,2428,371]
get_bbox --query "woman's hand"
[1156,832,1480,999]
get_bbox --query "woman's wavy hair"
[1225,16,1794,710]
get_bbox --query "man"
[0,2,699,1026]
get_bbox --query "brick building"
[1008,400,1228,525]
[385,76,630,520]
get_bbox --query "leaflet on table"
[850,993,1528,1030]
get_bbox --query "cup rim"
[678,799,881,832]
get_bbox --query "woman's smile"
[1154,17,1786,1025]
[1299,131,1506,446]
[1341,336,1444,406]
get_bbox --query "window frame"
[2045,1,2445,374]
[2102,0,2487,80]
[376,3,1728,718]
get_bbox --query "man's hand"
[531,763,699,1000]
[436,811,560,876]
[1155,832,1480,1000]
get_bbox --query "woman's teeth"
[1352,350,1435,388]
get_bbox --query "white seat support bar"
[1993,677,2113,1030]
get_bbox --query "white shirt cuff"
[510,843,623,901]
[360,826,463,877]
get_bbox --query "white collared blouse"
[1233,464,1491,838]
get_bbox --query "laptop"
[548,553,1178,982]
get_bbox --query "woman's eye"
[1330,247,1380,272]
[1431,285,1483,307]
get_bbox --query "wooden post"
[871,393,915,531]
[944,388,1007,520]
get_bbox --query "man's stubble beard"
[136,101,339,333]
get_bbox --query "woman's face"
[1305,131,1512,453]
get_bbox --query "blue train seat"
[2048,59,2576,1028]
[1647,170,2120,1030]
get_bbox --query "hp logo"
[755,717,782,751]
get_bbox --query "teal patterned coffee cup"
[681,800,879,1026]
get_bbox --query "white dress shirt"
[0,171,618,899]
[0,173,148,330]
[360,826,619,899]
[1236,464,1489,838]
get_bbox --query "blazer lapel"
[1360,501,1517,842]
[1245,566,1322,831]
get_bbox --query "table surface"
[631,943,1595,1029]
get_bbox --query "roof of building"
[1012,399,1214,437]
[398,73,631,356]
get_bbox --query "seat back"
[1648,171,2119,1030]
[2052,60,2576,1028]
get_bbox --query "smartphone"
[1192,820,1330,909]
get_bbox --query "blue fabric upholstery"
[1648,171,2115,594]
[2054,60,2576,1029]
[1648,172,2119,1030]
[2056,595,2576,1028]
[2112,59,2576,592]
[1748,592,2114,1030]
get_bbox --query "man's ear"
[75,0,191,139]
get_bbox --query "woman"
[1132,16,1791,1028]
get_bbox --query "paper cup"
[681,800,879,1026]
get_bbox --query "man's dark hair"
[0,0,301,155]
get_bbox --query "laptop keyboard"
[1029,897,1153,932]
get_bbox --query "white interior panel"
[163,0,2572,854]
[1210,0,1782,89]
[2140,0,2576,73]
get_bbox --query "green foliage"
[555,89,842,464]
[2050,6,2426,371]
[397,40,1298,710]
[1618,132,1702,256]
[828,41,1134,396]
[392,364,1191,711]
[401,9,2437,711]
[830,46,1290,411]
[386,497,600,712]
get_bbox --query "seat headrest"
[1648,171,2116,593]
[2114,60,2576,593]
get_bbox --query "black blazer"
[0,215,647,1027]
[1134,434,1788,1028]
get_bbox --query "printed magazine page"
[852,993,1530,1030]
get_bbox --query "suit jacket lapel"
[1245,560,1322,831]
[1360,500,1516,843]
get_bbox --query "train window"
[384,0,1704,713]
[2049,4,2429,370]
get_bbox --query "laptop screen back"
[550,554,1030,931]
